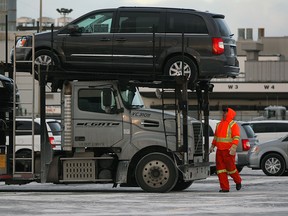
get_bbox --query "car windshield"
[47,121,61,136]
[242,124,256,138]
[119,85,144,109]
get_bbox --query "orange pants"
[216,149,242,191]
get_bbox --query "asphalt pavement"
[0,167,288,215]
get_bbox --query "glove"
[229,144,237,155]
[209,145,215,153]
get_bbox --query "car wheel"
[210,166,216,175]
[261,153,286,176]
[15,149,32,172]
[135,152,178,192]
[34,49,60,81]
[164,56,198,83]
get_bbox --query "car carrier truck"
[0,78,211,192]
[52,80,209,192]
[0,33,213,192]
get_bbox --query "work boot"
[236,183,242,191]
[219,189,229,193]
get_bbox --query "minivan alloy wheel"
[34,49,60,81]
[164,56,198,83]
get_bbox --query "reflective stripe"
[227,169,237,174]
[233,136,240,141]
[217,169,227,174]
[215,137,233,143]
[215,120,237,143]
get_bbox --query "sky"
[16,0,288,39]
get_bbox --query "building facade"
[0,0,16,31]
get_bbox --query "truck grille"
[192,122,203,155]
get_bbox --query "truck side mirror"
[102,88,112,107]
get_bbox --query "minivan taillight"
[212,38,224,55]
[242,139,250,151]
[49,137,56,149]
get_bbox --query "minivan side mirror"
[67,24,81,34]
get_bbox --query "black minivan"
[13,7,239,83]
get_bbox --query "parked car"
[12,7,239,84]
[248,120,288,144]
[0,74,14,112]
[248,135,288,176]
[6,118,62,154]
[208,119,258,174]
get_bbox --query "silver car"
[248,135,288,176]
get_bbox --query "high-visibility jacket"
[212,108,240,150]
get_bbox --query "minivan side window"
[76,12,113,33]
[118,12,160,33]
[251,123,288,133]
[166,13,208,34]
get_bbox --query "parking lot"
[1,167,288,216]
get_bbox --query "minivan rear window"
[214,18,231,37]
[166,13,208,34]
[47,121,61,136]
[242,124,256,138]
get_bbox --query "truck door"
[73,86,123,148]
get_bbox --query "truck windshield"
[119,86,145,109]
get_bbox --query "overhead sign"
[139,83,288,93]
[212,83,288,93]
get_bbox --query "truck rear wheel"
[135,153,178,192]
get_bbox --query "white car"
[248,120,288,144]
[7,118,62,154]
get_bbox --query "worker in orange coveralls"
[210,107,242,192]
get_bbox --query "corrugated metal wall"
[245,61,288,82]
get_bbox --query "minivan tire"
[34,49,60,81]
[164,56,198,83]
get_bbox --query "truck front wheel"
[135,153,178,192]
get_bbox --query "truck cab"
[52,80,209,192]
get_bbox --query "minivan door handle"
[115,38,127,42]
[100,38,111,41]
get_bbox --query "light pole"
[39,0,42,32]
[56,8,73,26]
